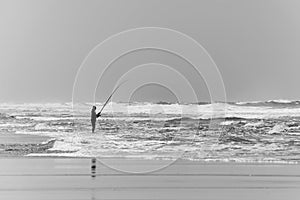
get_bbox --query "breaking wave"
[1,101,300,163]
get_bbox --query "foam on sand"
[0,133,55,156]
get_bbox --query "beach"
[1,102,300,199]
[0,156,300,199]
[2,0,300,199]
[0,133,299,199]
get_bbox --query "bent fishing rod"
[96,80,127,118]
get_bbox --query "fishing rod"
[96,80,127,118]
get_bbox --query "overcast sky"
[1,0,300,103]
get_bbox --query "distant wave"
[267,100,300,104]
[235,101,262,105]
[165,116,248,124]
[48,100,300,107]
[235,100,300,107]
[156,101,175,105]
[131,100,300,107]
[165,117,199,123]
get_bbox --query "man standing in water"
[91,106,100,133]
[91,81,126,132]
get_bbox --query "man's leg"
[92,121,96,133]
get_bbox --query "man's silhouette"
[91,106,100,133]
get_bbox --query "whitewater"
[1,100,300,163]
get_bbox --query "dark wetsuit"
[91,109,97,133]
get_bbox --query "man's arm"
[96,112,101,118]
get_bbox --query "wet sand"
[0,158,299,200]
[0,133,299,199]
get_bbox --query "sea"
[1,100,300,164]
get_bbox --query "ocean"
[1,100,300,163]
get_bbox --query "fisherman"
[91,81,127,133]
[91,106,101,133]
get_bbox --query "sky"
[0,0,300,103]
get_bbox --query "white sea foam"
[244,121,264,127]
[267,99,294,104]
[268,124,288,134]
[235,101,262,105]
[99,103,300,119]
[220,121,235,126]
[2,102,300,163]
[4,102,300,120]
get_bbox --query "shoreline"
[0,157,300,199]
[1,134,299,199]
[1,156,299,166]
[0,133,55,157]
[0,133,299,165]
